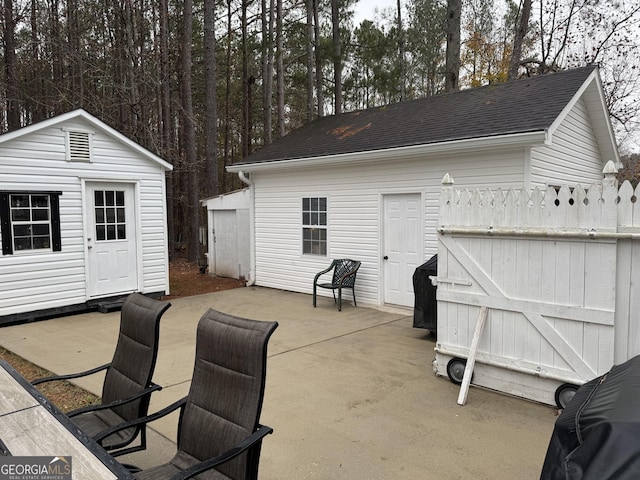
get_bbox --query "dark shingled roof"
[235,66,597,166]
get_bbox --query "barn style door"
[436,233,616,385]
[85,182,138,298]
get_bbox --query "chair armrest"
[67,383,163,417]
[94,397,187,444]
[313,267,333,284]
[170,425,274,480]
[31,363,111,386]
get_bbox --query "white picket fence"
[434,163,640,406]
[438,163,640,230]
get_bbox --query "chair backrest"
[176,309,278,479]
[332,259,361,287]
[101,293,171,421]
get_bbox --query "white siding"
[529,98,604,186]
[0,117,169,317]
[252,149,526,306]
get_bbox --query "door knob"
[383,256,388,260]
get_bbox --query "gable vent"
[67,131,92,162]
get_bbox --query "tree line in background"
[1,0,639,262]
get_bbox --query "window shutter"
[50,193,62,251]
[0,193,12,255]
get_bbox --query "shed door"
[213,210,239,278]
[86,183,138,298]
[383,193,422,306]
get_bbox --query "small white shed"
[0,109,173,324]
[201,188,251,280]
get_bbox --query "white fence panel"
[434,164,630,406]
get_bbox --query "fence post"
[440,173,455,227]
[602,160,619,229]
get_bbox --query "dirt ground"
[0,260,245,412]
[163,258,246,300]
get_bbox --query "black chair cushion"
[73,409,137,450]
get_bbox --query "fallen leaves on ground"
[163,258,246,300]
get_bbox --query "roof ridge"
[234,65,602,166]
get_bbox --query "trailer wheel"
[446,358,468,385]
[555,383,579,409]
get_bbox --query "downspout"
[238,171,256,286]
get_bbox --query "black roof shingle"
[235,66,597,166]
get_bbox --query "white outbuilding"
[201,188,251,280]
[0,109,172,324]
[227,66,620,310]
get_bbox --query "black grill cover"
[541,355,640,479]
[412,254,437,333]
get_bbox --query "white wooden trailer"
[433,164,640,407]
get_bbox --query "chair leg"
[331,289,337,304]
[313,283,317,307]
[338,288,342,311]
[352,288,357,307]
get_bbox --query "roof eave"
[227,131,548,173]
[547,67,620,166]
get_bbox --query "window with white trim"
[302,197,327,255]
[0,192,62,254]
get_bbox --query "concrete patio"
[0,287,557,479]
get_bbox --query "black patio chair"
[313,259,361,311]
[32,293,170,457]
[103,308,278,480]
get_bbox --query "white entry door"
[383,193,422,306]
[213,210,239,278]
[86,183,138,298]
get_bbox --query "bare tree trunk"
[313,0,324,117]
[445,0,461,92]
[136,0,148,145]
[29,0,46,123]
[180,0,199,263]
[276,0,285,137]
[223,0,232,190]
[204,0,219,197]
[305,0,314,122]
[50,0,64,115]
[262,0,275,144]
[3,0,20,130]
[397,0,405,101]
[123,0,141,138]
[241,0,252,157]
[159,0,174,259]
[113,3,130,131]
[331,0,342,115]
[66,0,81,109]
[508,0,531,80]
